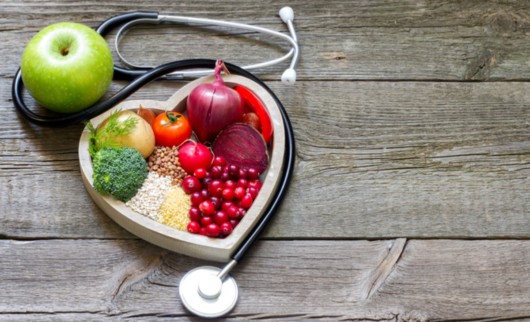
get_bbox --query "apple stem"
[61,47,69,56]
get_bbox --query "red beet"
[211,123,269,174]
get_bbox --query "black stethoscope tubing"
[11,10,296,264]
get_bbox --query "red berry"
[248,179,262,191]
[238,168,248,179]
[225,180,237,190]
[221,201,234,212]
[213,156,226,167]
[208,179,224,197]
[236,208,246,220]
[193,168,207,179]
[220,222,233,236]
[206,223,221,237]
[234,186,246,199]
[227,205,239,219]
[199,200,215,216]
[229,219,239,228]
[247,186,259,199]
[181,176,201,194]
[228,164,240,179]
[214,211,229,225]
[237,178,248,188]
[222,187,235,201]
[190,192,204,207]
[247,167,259,180]
[210,165,223,178]
[210,196,222,210]
[201,216,213,227]
[199,227,208,236]
[240,193,253,209]
[189,207,201,222]
[187,221,201,234]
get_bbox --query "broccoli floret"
[92,147,148,202]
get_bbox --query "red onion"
[186,60,244,143]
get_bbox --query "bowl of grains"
[78,74,286,262]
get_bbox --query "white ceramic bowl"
[79,75,286,262]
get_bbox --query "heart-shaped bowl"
[79,74,286,262]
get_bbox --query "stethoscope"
[12,7,298,318]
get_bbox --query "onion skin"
[186,60,244,143]
[211,123,269,174]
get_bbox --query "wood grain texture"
[1,80,528,239]
[2,0,530,81]
[1,0,530,320]
[0,239,529,321]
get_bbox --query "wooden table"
[1,1,529,320]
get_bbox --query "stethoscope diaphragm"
[179,266,238,318]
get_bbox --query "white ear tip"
[281,68,297,84]
[279,7,294,23]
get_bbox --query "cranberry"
[199,227,208,236]
[193,168,207,179]
[210,165,223,178]
[208,179,224,197]
[187,221,201,234]
[201,216,213,227]
[224,180,237,190]
[181,176,201,194]
[238,168,248,179]
[228,164,240,179]
[247,186,259,199]
[220,222,233,235]
[222,187,235,201]
[189,207,201,222]
[199,200,215,216]
[236,207,246,219]
[247,167,259,180]
[248,179,262,191]
[206,223,221,237]
[210,196,222,210]
[220,172,230,181]
[237,178,248,188]
[227,205,239,219]
[234,186,246,200]
[221,201,234,212]
[190,192,204,207]
[229,219,239,228]
[214,211,229,225]
[213,156,226,167]
[240,193,253,209]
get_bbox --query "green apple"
[21,22,113,114]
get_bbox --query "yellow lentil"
[158,185,191,231]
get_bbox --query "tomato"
[152,111,192,147]
[234,85,273,143]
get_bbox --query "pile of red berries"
[181,156,263,238]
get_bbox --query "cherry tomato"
[152,111,192,147]
[234,85,273,143]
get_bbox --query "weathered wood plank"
[0,239,528,320]
[1,80,528,239]
[2,0,530,81]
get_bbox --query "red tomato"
[234,85,273,143]
[152,111,192,147]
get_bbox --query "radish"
[178,141,213,174]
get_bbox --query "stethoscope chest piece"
[179,266,238,318]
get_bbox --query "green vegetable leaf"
[86,110,138,158]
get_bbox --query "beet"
[212,123,269,174]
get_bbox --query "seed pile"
[158,185,191,231]
[147,146,187,185]
[125,172,172,221]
